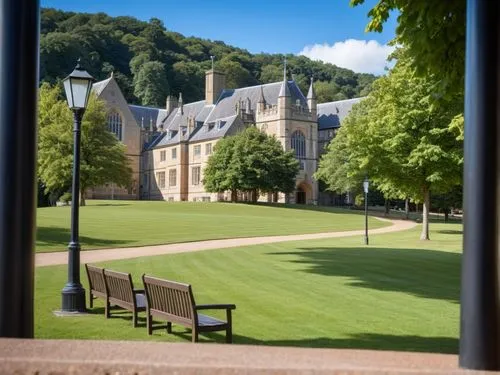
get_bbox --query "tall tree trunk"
[444,210,449,223]
[384,199,390,217]
[420,187,430,240]
[252,189,258,203]
[405,198,410,220]
[231,189,237,202]
[80,190,86,207]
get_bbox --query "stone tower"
[205,69,226,105]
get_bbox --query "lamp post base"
[61,284,86,312]
[364,236,369,246]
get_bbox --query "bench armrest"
[195,304,236,311]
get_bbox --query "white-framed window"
[202,197,211,202]
[107,111,123,141]
[171,148,177,160]
[205,143,212,155]
[194,145,201,157]
[192,166,201,185]
[291,130,306,159]
[160,150,166,162]
[156,171,165,189]
[168,197,174,202]
[169,169,177,187]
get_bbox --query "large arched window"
[107,111,123,141]
[291,130,306,159]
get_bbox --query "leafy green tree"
[204,127,298,201]
[351,0,465,95]
[133,61,170,107]
[316,53,463,240]
[38,83,132,206]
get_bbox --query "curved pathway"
[36,217,417,267]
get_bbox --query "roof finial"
[283,56,287,82]
[210,56,215,71]
[110,71,114,78]
[307,76,316,100]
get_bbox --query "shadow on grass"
[269,247,460,303]
[240,202,361,215]
[437,230,463,235]
[146,325,457,354]
[87,306,147,327]
[37,226,130,250]
[91,203,132,207]
[232,333,458,354]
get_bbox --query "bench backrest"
[85,264,106,295]
[142,275,195,324]
[104,269,135,305]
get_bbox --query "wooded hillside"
[41,8,376,107]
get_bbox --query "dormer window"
[208,123,215,131]
[217,120,226,130]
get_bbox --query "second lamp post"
[363,176,369,245]
[61,59,95,312]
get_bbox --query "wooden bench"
[85,264,106,309]
[103,269,146,327]
[142,275,236,343]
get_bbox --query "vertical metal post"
[460,0,500,370]
[61,110,86,312]
[364,191,369,245]
[0,0,40,337]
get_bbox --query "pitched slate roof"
[204,81,306,124]
[190,115,240,143]
[154,130,181,147]
[161,100,207,131]
[317,97,364,130]
[128,105,170,129]
[92,77,112,96]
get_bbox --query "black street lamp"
[61,59,95,312]
[363,176,369,246]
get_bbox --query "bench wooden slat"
[142,274,235,343]
[104,269,145,327]
[85,264,106,309]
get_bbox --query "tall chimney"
[165,95,178,116]
[205,69,226,105]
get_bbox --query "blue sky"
[41,0,398,74]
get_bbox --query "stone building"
[89,67,362,204]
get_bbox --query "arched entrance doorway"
[295,182,312,204]
[296,187,306,204]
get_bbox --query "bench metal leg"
[166,322,172,334]
[89,293,93,309]
[133,310,138,328]
[147,314,152,335]
[192,329,199,343]
[105,299,110,318]
[226,327,232,344]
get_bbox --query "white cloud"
[299,39,395,75]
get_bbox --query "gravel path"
[36,217,417,267]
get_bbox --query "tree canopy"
[316,53,463,240]
[203,127,299,201]
[40,8,376,106]
[350,0,465,96]
[38,83,133,205]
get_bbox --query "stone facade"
[93,68,361,204]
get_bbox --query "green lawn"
[36,200,388,252]
[36,222,462,353]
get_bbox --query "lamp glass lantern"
[62,60,95,110]
[363,177,369,194]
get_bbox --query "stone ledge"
[0,338,494,374]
